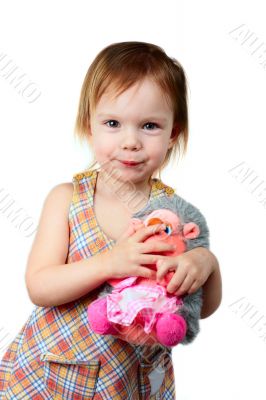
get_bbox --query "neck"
[96,170,153,212]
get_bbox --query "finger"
[186,280,201,294]
[138,254,169,265]
[137,266,157,280]
[117,220,145,243]
[133,224,166,243]
[167,265,187,289]
[169,274,194,295]
[164,268,188,294]
[116,225,137,243]
[156,258,178,281]
[141,241,176,254]
[131,219,145,231]
[156,263,176,282]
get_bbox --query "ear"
[183,222,200,239]
[168,138,174,150]
[87,123,93,144]
[168,123,180,149]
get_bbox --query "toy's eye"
[164,224,172,235]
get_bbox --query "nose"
[120,128,142,151]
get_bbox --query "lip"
[118,160,143,166]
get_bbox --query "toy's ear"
[183,222,200,239]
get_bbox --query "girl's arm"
[25,184,110,307]
[27,253,110,307]
[192,247,222,319]
[156,247,222,318]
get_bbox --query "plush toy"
[87,195,209,348]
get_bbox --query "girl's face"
[88,77,176,185]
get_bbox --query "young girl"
[0,41,222,399]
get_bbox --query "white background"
[0,1,266,399]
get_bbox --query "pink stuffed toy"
[87,208,201,348]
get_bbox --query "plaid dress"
[0,168,177,400]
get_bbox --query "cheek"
[146,140,168,162]
[92,135,116,157]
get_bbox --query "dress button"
[84,170,93,177]
[165,187,175,195]
[155,181,164,190]
[75,173,84,180]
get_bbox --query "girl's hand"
[116,219,145,242]
[105,223,176,280]
[156,247,215,296]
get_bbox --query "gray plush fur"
[98,192,210,345]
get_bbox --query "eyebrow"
[97,113,168,122]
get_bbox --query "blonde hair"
[74,41,189,181]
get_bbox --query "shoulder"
[43,182,74,213]
[45,182,74,199]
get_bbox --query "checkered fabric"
[0,168,177,399]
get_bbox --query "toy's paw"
[155,313,187,347]
[87,297,117,335]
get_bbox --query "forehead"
[95,78,172,114]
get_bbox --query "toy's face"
[142,208,200,256]
[144,211,186,256]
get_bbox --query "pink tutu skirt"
[106,280,183,334]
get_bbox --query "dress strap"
[71,169,97,206]
[152,179,175,197]
[72,169,95,182]
[71,168,175,203]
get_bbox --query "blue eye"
[165,225,172,235]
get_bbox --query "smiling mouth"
[118,160,143,166]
